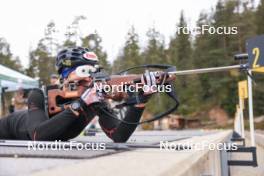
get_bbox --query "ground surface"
[0,130,213,176]
[0,130,263,176]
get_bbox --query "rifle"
[45,58,249,124]
[45,64,180,124]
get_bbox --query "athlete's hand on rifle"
[141,70,168,95]
[81,87,104,107]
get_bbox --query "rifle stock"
[47,73,175,116]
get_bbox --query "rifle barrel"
[169,65,242,76]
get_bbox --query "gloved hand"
[81,87,104,107]
[141,70,158,95]
[140,70,168,95]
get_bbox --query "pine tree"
[27,22,58,85]
[254,0,264,116]
[44,21,60,56]
[28,42,51,85]
[193,1,237,115]
[256,0,264,34]
[64,16,86,47]
[82,32,110,72]
[143,27,165,64]
[192,0,258,116]
[193,12,213,102]
[167,11,202,115]
[26,50,37,78]
[142,27,169,114]
[113,26,142,72]
[0,38,23,72]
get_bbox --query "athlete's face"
[63,65,95,84]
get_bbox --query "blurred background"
[0,0,264,130]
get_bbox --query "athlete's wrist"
[69,100,83,117]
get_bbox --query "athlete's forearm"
[111,106,144,142]
[98,105,144,142]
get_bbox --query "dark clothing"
[8,105,14,114]
[0,89,144,142]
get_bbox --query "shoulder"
[29,88,44,96]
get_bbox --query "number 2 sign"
[246,35,264,72]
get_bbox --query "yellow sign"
[238,80,248,99]
[252,67,264,73]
